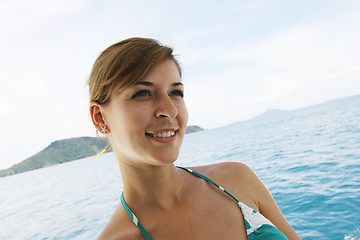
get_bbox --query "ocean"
[1,95,359,239]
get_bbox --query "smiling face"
[100,59,188,167]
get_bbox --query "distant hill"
[0,137,108,177]
[248,94,360,123]
[252,109,289,120]
[0,125,203,178]
[185,125,204,134]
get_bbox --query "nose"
[155,96,178,119]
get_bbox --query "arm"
[194,161,301,239]
[239,163,301,239]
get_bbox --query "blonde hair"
[87,37,181,154]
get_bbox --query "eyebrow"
[135,81,183,87]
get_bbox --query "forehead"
[111,60,182,98]
[141,59,181,84]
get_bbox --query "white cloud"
[1,0,360,168]
[182,4,360,128]
[0,0,86,35]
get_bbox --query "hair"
[87,37,181,105]
[87,37,181,154]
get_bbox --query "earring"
[100,125,109,134]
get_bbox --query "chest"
[144,185,248,239]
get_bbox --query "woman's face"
[103,59,188,167]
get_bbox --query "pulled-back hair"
[87,37,181,105]
[87,37,181,154]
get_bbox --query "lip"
[145,128,178,144]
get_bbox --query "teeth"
[149,131,175,138]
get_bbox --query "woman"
[88,37,301,239]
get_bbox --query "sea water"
[1,95,359,239]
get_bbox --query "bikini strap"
[176,166,241,203]
[177,166,252,230]
[120,166,243,240]
[121,192,152,240]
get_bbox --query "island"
[0,125,203,177]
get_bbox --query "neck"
[118,160,186,211]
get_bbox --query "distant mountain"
[253,109,289,119]
[252,94,360,121]
[0,137,108,177]
[0,125,203,178]
[185,125,204,134]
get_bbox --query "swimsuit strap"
[121,192,152,240]
[177,166,252,230]
[120,166,248,239]
[177,166,241,203]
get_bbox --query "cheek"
[124,105,151,130]
[106,104,147,133]
[178,102,188,125]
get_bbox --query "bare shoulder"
[97,204,143,240]
[190,161,255,184]
[189,161,261,209]
[187,162,301,239]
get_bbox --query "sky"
[1,0,360,169]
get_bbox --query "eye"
[131,90,152,99]
[170,89,184,98]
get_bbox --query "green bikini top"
[121,166,288,240]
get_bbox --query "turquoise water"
[1,95,359,239]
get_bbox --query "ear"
[90,102,107,132]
